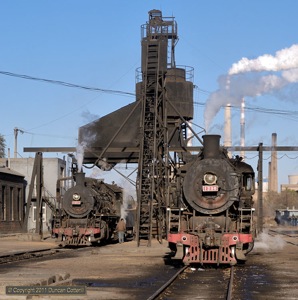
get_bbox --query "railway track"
[268,228,298,246]
[146,266,188,300]
[147,265,235,300]
[0,246,79,265]
[2,231,297,299]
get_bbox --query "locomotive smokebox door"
[62,172,95,218]
[183,135,240,214]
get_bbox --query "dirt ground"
[0,238,176,300]
[0,226,297,299]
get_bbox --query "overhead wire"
[2,70,298,143]
[0,70,135,97]
[0,70,136,137]
[2,69,298,120]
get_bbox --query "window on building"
[10,186,14,221]
[17,188,22,221]
[32,202,46,223]
[1,186,5,221]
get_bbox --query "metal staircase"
[42,187,58,216]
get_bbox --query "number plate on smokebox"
[202,185,218,192]
[72,200,81,205]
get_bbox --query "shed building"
[0,157,67,234]
[0,166,26,233]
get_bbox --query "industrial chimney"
[224,104,232,157]
[240,98,245,159]
[269,133,278,192]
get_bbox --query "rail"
[146,266,188,300]
[226,266,234,300]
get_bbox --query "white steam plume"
[204,73,289,131]
[120,178,136,222]
[204,44,298,132]
[254,231,285,251]
[229,44,298,75]
[76,110,99,172]
[76,141,87,172]
[89,167,104,178]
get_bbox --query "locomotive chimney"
[202,135,221,158]
[75,172,86,186]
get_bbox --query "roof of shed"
[0,166,25,178]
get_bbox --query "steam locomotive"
[168,135,255,265]
[52,172,123,246]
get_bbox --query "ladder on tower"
[137,40,164,246]
[136,10,175,247]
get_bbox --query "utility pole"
[14,127,24,158]
[257,143,263,233]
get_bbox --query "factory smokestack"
[204,44,298,132]
[224,103,232,157]
[240,98,245,159]
[269,133,278,192]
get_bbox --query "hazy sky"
[1,1,298,187]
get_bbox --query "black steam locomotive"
[52,172,123,246]
[168,135,255,265]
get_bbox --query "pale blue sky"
[1,1,298,187]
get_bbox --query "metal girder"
[24,145,298,156]
[228,146,298,152]
[23,152,43,237]
[24,147,76,153]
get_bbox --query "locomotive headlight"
[72,193,81,201]
[204,173,217,185]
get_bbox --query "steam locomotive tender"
[53,172,122,246]
[168,135,255,265]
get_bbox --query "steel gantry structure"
[136,10,176,246]
[76,10,195,247]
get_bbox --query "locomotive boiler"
[168,134,255,265]
[52,172,122,246]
